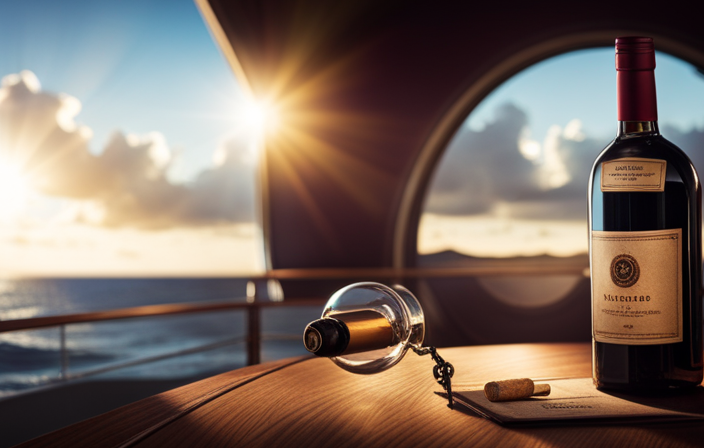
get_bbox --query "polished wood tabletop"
[17,343,704,447]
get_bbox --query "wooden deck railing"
[0,299,327,375]
[0,264,588,386]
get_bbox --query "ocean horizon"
[0,277,320,398]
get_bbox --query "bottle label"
[591,228,682,345]
[601,157,667,192]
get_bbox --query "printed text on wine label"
[601,158,666,192]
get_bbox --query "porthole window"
[416,47,704,343]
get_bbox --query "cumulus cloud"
[426,103,601,221]
[426,103,538,215]
[0,70,255,229]
[662,124,704,173]
[427,102,704,222]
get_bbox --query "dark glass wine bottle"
[589,37,703,390]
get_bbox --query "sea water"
[0,278,320,397]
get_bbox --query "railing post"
[246,303,261,366]
[245,278,284,365]
[60,324,69,380]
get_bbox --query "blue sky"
[0,0,243,181]
[467,48,704,142]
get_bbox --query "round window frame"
[393,30,704,268]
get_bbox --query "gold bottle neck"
[618,121,660,139]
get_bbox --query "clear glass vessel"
[303,282,425,374]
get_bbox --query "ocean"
[0,277,321,398]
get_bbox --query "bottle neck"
[303,310,396,357]
[617,69,658,123]
[617,120,660,139]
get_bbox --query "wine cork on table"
[484,378,551,402]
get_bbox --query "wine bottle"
[589,36,703,390]
[304,309,398,357]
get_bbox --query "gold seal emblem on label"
[610,254,640,287]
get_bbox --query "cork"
[484,378,551,402]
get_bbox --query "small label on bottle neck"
[601,158,666,192]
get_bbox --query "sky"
[0,0,246,181]
[465,49,704,140]
[1,2,703,275]
[0,0,265,276]
[420,48,704,258]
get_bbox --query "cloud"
[0,70,255,229]
[661,124,704,174]
[427,102,704,222]
[426,103,538,215]
[426,103,603,221]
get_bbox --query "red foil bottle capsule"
[616,36,658,122]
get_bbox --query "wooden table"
[17,343,704,447]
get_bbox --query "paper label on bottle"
[601,158,667,192]
[591,228,682,345]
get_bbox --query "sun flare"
[239,99,280,137]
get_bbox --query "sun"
[238,98,280,137]
[0,162,30,220]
